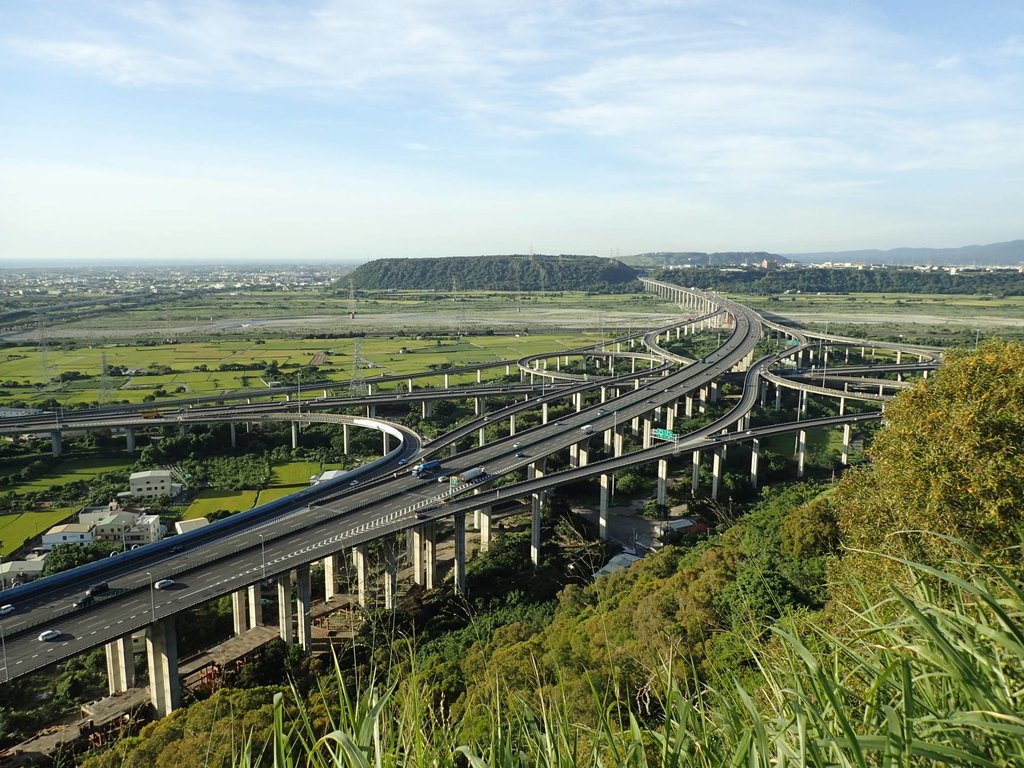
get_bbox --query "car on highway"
[512,442,521,448]
[596,409,606,415]
[154,579,175,590]
[85,582,109,596]
[515,452,526,458]
[38,629,61,642]
[397,459,408,466]
[0,604,14,616]
[72,595,94,609]
[349,480,359,486]
[414,512,426,520]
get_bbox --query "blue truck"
[412,459,443,477]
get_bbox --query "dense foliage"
[348,254,640,292]
[652,265,1024,295]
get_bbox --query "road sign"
[653,428,675,440]
[786,339,800,347]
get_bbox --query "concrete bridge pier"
[478,507,492,552]
[709,381,719,404]
[291,422,299,450]
[146,618,180,719]
[509,413,517,436]
[643,416,653,449]
[343,423,350,454]
[352,544,369,607]
[839,396,846,416]
[105,634,135,695]
[685,395,694,418]
[656,459,668,507]
[698,387,707,414]
[691,450,701,496]
[478,426,486,447]
[421,401,432,419]
[797,429,807,478]
[232,590,247,636]
[407,378,414,392]
[51,431,62,457]
[711,448,722,500]
[423,523,438,590]
[383,431,392,454]
[775,385,782,411]
[411,528,424,586]
[125,427,136,453]
[276,573,293,644]
[366,404,376,418]
[750,438,761,490]
[324,554,338,600]
[230,421,237,448]
[475,396,485,416]
[842,423,851,466]
[759,382,768,409]
[248,583,263,627]
[383,539,398,610]
[476,368,483,383]
[542,402,549,424]
[453,512,466,595]
[296,565,312,651]
[529,459,546,567]
[599,473,610,540]
[443,373,450,388]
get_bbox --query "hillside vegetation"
[80,341,1024,768]
[346,254,639,292]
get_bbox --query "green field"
[0,330,606,407]
[0,508,76,555]
[12,457,134,493]
[182,489,260,520]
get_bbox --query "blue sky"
[1,1,1022,263]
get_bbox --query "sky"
[1,0,1022,264]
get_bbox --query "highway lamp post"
[146,571,156,623]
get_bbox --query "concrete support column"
[51,431,62,457]
[352,544,369,608]
[759,382,768,409]
[475,397,484,416]
[421,401,432,419]
[691,450,701,495]
[291,422,299,450]
[839,397,846,416]
[230,421,237,448]
[797,429,807,478]
[599,473,610,540]
[276,573,293,645]
[698,387,707,414]
[232,590,247,636]
[709,381,719,404]
[248,584,263,628]
[408,378,414,392]
[146,618,180,719]
[530,459,546,568]
[578,443,589,467]
[383,539,398,610]
[509,413,517,436]
[423,523,438,590]
[105,634,135,695]
[613,428,624,458]
[343,423,350,454]
[841,423,851,466]
[295,565,312,652]
[411,527,424,586]
[479,508,492,552]
[453,512,466,595]
[367,404,376,418]
[477,368,483,384]
[685,395,694,418]
[750,438,761,490]
[656,459,668,507]
[542,402,549,424]
[478,426,486,447]
[444,373,450,388]
[711,448,722,500]
[643,416,653,449]
[324,555,338,601]
[125,427,136,453]
[775,385,782,411]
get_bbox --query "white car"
[154,579,175,590]
[0,604,14,616]
[38,629,61,642]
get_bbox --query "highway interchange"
[0,281,939,685]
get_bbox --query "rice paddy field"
[180,460,338,520]
[10,456,134,493]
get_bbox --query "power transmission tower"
[349,339,368,396]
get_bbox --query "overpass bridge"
[0,281,936,722]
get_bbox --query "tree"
[43,542,120,576]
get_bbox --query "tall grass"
[245,542,1024,767]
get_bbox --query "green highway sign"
[653,428,675,440]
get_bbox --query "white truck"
[456,466,487,483]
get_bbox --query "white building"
[41,523,93,551]
[0,558,46,587]
[129,470,176,498]
[311,469,346,485]
[91,511,164,548]
[175,518,209,535]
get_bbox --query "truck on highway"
[455,467,487,483]
[412,459,443,477]
[580,424,594,434]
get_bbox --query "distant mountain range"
[621,240,1024,267]
[783,239,1024,266]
